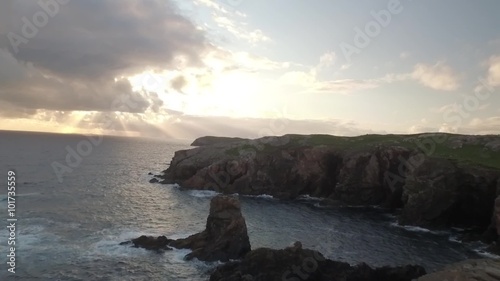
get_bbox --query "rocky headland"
[155,133,500,251]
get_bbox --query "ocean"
[0,130,486,280]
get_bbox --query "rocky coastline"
[154,133,500,253]
[121,195,428,280]
[123,195,500,280]
[139,133,500,279]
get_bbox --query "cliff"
[158,133,500,247]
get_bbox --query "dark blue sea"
[0,130,488,280]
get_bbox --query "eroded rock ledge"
[156,134,500,250]
[416,259,500,281]
[210,242,426,281]
[122,194,499,280]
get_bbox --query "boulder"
[417,259,500,281]
[170,195,251,262]
[209,242,426,281]
[119,235,173,251]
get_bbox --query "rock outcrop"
[209,242,426,281]
[416,259,500,281]
[157,133,500,248]
[120,195,250,262]
[119,235,173,251]
[170,195,251,262]
[399,157,499,228]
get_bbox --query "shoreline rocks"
[121,196,430,281]
[121,190,499,280]
[119,235,173,251]
[416,259,500,281]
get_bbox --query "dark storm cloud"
[0,0,207,115]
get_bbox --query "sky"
[0,0,499,140]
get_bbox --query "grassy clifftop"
[218,133,500,170]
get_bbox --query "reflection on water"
[0,131,484,279]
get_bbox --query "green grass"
[223,133,500,170]
[225,144,256,156]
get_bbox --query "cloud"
[463,116,500,135]
[431,103,462,114]
[197,0,270,44]
[279,69,404,95]
[408,125,438,134]
[400,52,410,59]
[128,114,373,139]
[195,0,230,15]
[171,75,187,92]
[279,71,316,87]
[411,62,460,91]
[318,52,336,69]
[213,15,270,44]
[0,55,151,113]
[487,55,500,87]
[436,116,500,135]
[0,0,208,115]
[314,79,379,93]
[204,48,291,73]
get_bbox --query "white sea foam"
[89,230,154,258]
[89,230,198,259]
[244,194,275,200]
[390,222,449,235]
[448,234,462,243]
[1,224,60,256]
[473,248,500,259]
[186,190,220,198]
[313,202,330,209]
[297,195,322,201]
[169,248,193,262]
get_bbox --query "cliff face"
[159,134,500,241]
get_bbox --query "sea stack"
[121,195,251,262]
[170,195,251,262]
